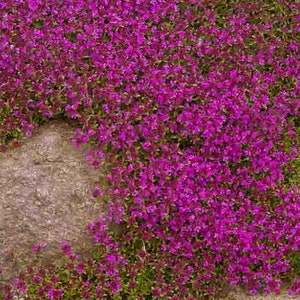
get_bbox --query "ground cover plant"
[0,0,299,299]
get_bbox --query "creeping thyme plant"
[0,0,299,299]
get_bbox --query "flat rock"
[0,120,106,285]
[220,284,298,300]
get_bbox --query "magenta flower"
[32,242,47,253]
[77,263,85,275]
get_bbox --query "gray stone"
[0,120,106,285]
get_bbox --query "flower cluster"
[0,0,299,298]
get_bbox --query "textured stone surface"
[0,120,106,285]
[220,284,298,300]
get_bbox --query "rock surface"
[220,284,299,300]
[0,120,106,285]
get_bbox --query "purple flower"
[77,263,85,275]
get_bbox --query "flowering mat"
[0,0,299,299]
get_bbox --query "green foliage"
[288,251,300,278]
[31,18,45,30]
